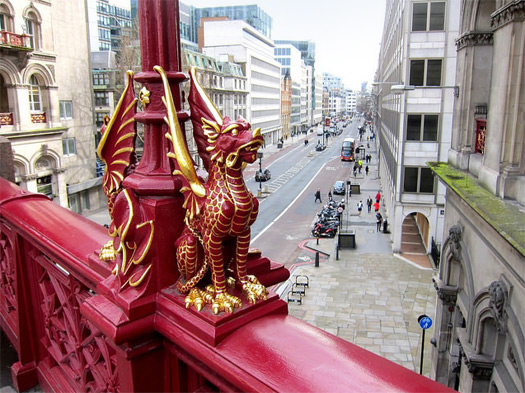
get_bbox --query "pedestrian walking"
[373,201,380,212]
[376,212,383,232]
[375,191,381,203]
[315,188,322,203]
[357,201,363,216]
[353,165,357,177]
[328,190,332,201]
[367,196,373,213]
[365,165,369,176]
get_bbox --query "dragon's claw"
[184,288,213,311]
[211,292,242,314]
[241,276,268,304]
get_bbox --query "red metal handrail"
[0,178,455,392]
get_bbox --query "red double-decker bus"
[341,138,355,161]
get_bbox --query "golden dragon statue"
[156,66,268,314]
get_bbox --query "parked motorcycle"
[312,221,338,238]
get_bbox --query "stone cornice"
[491,0,525,30]
[457,328,495,379]
[455,31,493,50]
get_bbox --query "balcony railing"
[30,112,46,124]
[0,178,456,393]
[0,112,14,125]
[0,31,32,51]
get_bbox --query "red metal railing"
[0,113,14,126]
[0,31,31,49]
[0,178,455,393]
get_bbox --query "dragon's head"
[203,116,263,169]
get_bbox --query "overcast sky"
[183,0,387,90]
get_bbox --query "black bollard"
[315,251,319,267]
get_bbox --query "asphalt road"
[246,121,360,268]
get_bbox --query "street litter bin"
[382,219,389,233]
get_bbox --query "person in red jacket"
[375,191,381,203]
[373,201,380,212]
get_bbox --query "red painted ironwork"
[0,112,14,125]
[0,31,30,48]
[475,118,486,155]
[30,112,46,124]
[0,1,456,392]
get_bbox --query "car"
[333,180,345,195]
[255,169,271,182]
[315,143,326,151]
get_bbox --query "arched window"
[0,74,8,112]
[0,3,14,32]
[25,10,40,49]
[28,75,42,112]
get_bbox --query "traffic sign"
[418,314,433,330]
[337,206,344,213]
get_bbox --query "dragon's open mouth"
[226,139,263,168]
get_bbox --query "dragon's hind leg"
[176,233,208,294]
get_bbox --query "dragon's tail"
[176,259,209,294]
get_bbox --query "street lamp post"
[257,151,263,196]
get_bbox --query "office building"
[374,0,460,256]
[200,19,282,146]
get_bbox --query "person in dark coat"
[315,188,322,203]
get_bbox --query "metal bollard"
[315,251,319,267]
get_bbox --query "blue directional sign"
[418,314,433,330]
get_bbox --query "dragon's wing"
[97,71,137,198]
[188,67,224,172]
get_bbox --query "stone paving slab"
[283,252,437,376]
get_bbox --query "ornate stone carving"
[447,225,462,260]
[507,345,518,372]
[458,334,494,380]
[456,31,493,50]
[491,0,525,30]
[488,280,508,332]
[433,277,458,305]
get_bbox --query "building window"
[404,167,434,193]
[409,59,442,86]
[59,100,73,120]
[412,2,445,32]
[0,4,13,32]
[25,11,40,49]
[62,137,77,156]
[81,190,90,210]
[37,175,53,196]
[95,112,108,127]
[475,119,486,155]
[28,75,42,112]
[95,92,109,106]
[0,74,8,113]
[93,72,110,85]
[406,114,438,141]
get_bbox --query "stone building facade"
[429,1,524,392]
[0,0,103,214]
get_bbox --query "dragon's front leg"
[233,231,268,304]
[205,235,242,314]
